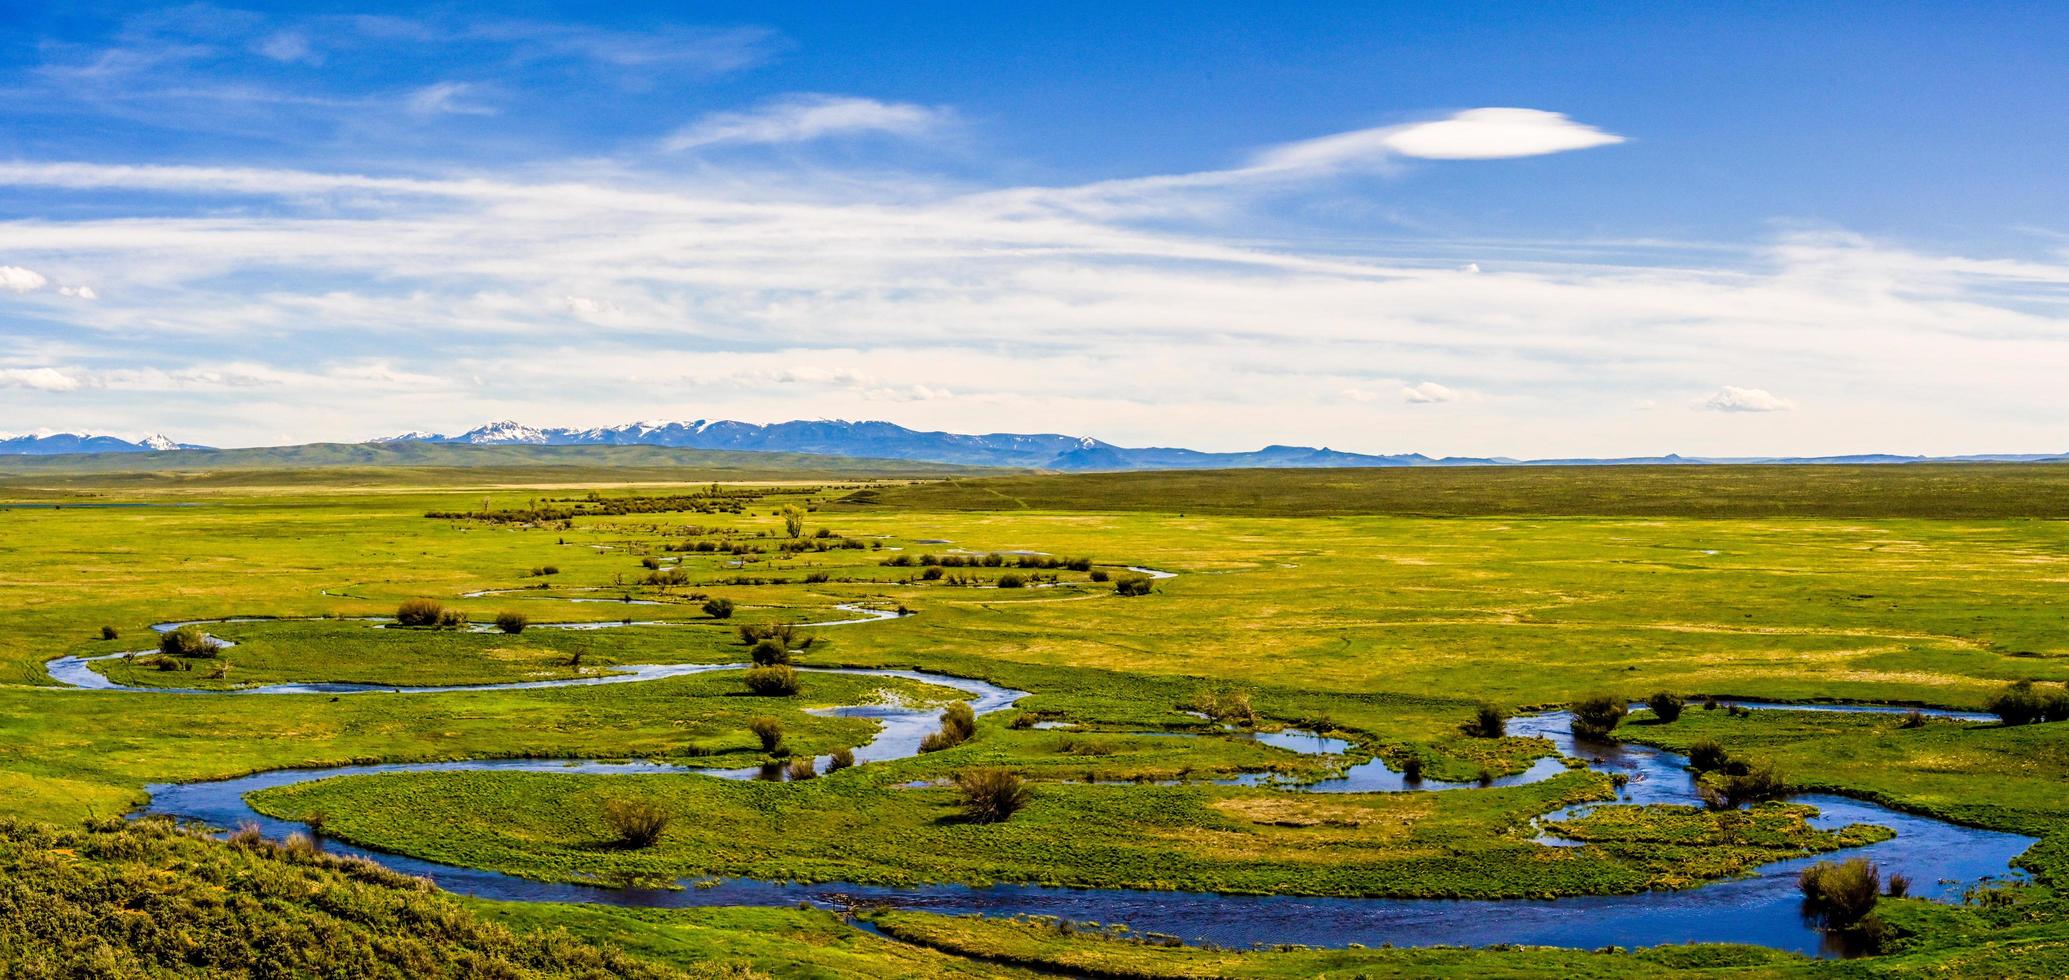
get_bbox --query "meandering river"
[41,572,2032,958]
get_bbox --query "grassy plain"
[5,461,2069,974]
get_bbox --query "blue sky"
[3,2,2067,454]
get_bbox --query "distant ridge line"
[5,419,2066,471]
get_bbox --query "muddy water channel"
[44,605,2034,957]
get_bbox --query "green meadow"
[4,460,2069,975]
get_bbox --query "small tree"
[749,716,784,753]
[494,611,528,634]
[1462,702,1508,738]
[954,768,1030,823]
[744,665,800,696]
[702,598,735,620]
[781,505,805,539]
[602,798,670,848]
[1646,692,1686,723]
[395,599,446,627]
[1570,694,1628,740]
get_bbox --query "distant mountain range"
[10,419,2069,470]
[364,419,2069,471]
[0,432,206,455]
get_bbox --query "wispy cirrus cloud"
[664,94,952,151]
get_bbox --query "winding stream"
[41,574,2034,958]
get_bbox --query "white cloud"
[1380,108,1625,160]
[254,31,317,64]
[406,82,494,116]
[664,94,950,151]
[0,367,82,391]
[1401,381,1461,404]
[3,151,2068,456]
[1701,386,1796,413]
[0,266,49,293]
[58,285,97,300]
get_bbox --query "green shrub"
[1089,569,1110,582]
[1704,762,1788,808]
[921,701,978,752]
[701,598,735,619]
[1114,575,1153,597]
[1687,738,1730,772]
[744,665,800,696]
[394,598,446,627]
[1186,687,1257,725]
[749,716,784,753]
[996,573,1027,589]
[436,608,468,629]
[158,625,222,658]
[954,768,1031,824]
[1645,691,1685,723]
[99,625,119,641]
[827,747,856,772]
[1569,694,1628,740]
[787,757,818,780]
[493,611,527,634]
[1800,858,1882,926]
[1462,702,1508,738]
[601,798,670,848]
[750,638,791,666]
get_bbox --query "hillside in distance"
[0,441,998,489]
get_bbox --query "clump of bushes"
[1799,858,1888,928]
[1688,738,1731,772]
[750,638,791,666]
[749,716,784,753]
[744,665,800,696]
[602,799,670,848]
[1113,575,1154,597]
[827,747,856,772]
[1645,691,1685,723]
[739,622,799,647]
[1089,569,1110,583]
[786,757,818,781]
[954,768,1030,823]
[1898,709,1927,729]
[995,573,1026,589]
[1986,680,2069,726]
[1569,694,1628,740]
[920,701,978,752]
[1461,702,1508,738]
[528,565,560,576]
[494,611,527,634]
[158,625,222,658]
[701,598,735,620]
[1185,687,1257,725]
[395,599,466,629]
[100,625,119,641]
[1701,761,1788,809]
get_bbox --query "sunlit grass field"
[5,462,2069,975]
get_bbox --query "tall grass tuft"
[602,799,670,848]
[954,768,1031,823]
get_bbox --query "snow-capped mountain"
[0,432,206,455]
[369,419,1452,470]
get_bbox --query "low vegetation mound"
[0,816,680,978]
[953,768,1030,823]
